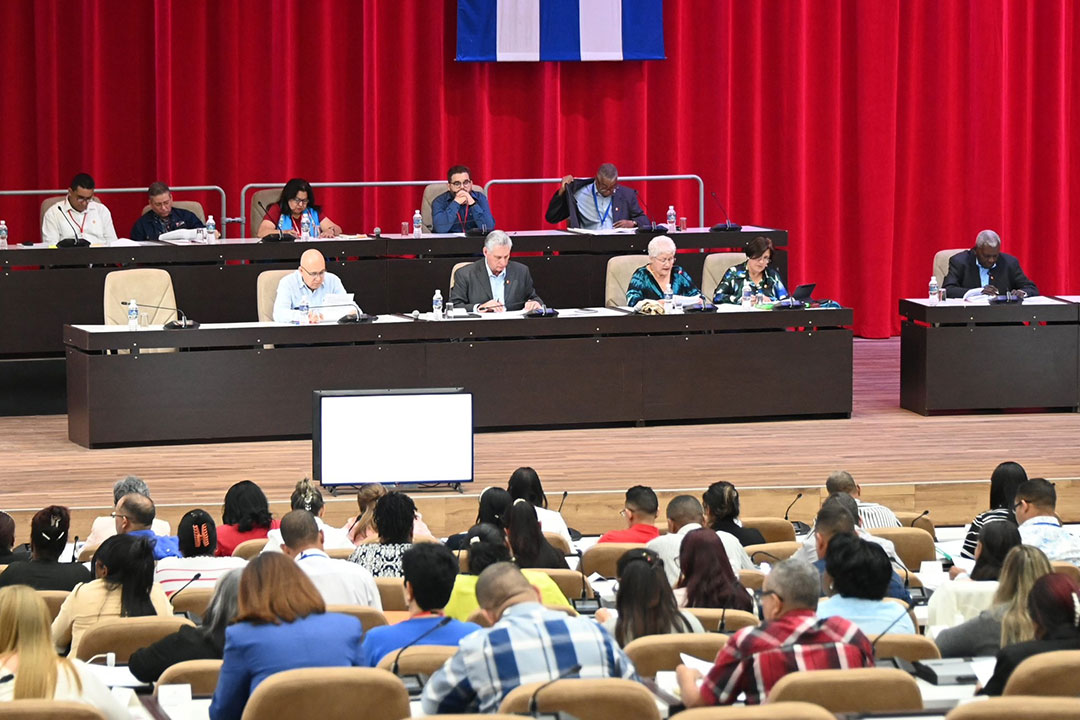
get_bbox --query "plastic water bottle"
[0,220,8,248]
[741,284,753,308]
[412,210,423,237]
[205,215,216,244]
[928,275,940,306]
[663,290,674,313]
[127,299,139,330]
[300,213,312,240]
[666,205,677,231]
[297,296,309,325]
[432,289,444,320]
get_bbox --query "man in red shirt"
[597,486,660,544]
[676,558,874,705]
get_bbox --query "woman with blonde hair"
[263,478,352,552]
[342,483,431,545]
[0,586,127,718]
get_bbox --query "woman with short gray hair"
[84,475,171,548]
[625,236,703,307]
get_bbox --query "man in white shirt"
[826,470,901,530]
[280,510,382,608]
[41,172,118,246]
[647,495,755,586]
[272,248,349,323]
[793,492,900,566]
[1015,478,1080,566]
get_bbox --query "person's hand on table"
[1011,290,1027,299]
[594,608,611,623]
[948,565,968,580]
[524,300,542,313]
[306,311,324,324]
[477,300,505,313]
[613,219,637,229]
[318,224,341,238]
[981,285,999,296]
[281,228,300,238]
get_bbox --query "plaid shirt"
[700,609,873,705]
[420,602,638,714]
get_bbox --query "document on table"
[312,293,358,322]
[566,227,636,235]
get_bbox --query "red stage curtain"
[1,0,1077,337]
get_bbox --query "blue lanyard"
[591,185,612,226]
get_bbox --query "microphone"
[390,616,452,695]
[909,510,930,529]
[372,227,382,237]
[257,202,294,242]
[169,572,203,604]
[570,552,599,615]
[869,607,915,659]
[750,550,782,564]
[784,493,811,535]
[56,204,91,247]
[634,196,666,235]
[528,663,582,715]
[120,300,198,330]
[709,192,742,232]
[557,491,568,513]
[718,605,728,633]
[69,535,79,563]
[305,301,374,324]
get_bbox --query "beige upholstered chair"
[249,188,284,234]
[466,608,490,628]
[604,255,648,307]
[685,608,759,634]
[170,586,214,620]
[1002,649,1080,695]
[427,716,523,720]
[375,644,457,675]
[740,517,796,543]
[36,590,68,622]
[623,633,727,677]
[1052,561,1080,583]
[581,543,645,578]
[76,616,195,662]
[326,547,354,560]
[768,667,922,712]
[240,667,409,720]
[257,269,293,322]
[103,268,178,326]
[895,511,938,539]
[139,200,207,223]
[743,541,801,565]
[739,569,766,591]
[529,568,594,602]
[870,633,941,662]
[420,183,489,233]
[155,659,223,697]
[231,538,268,559]
[700,252,745,299]
[933,248,967,287]
[946,696,1080,719]
[544,532,572,555]
[499,678,661,720]
[325,604,388,632]
[375,577,408,611]
[868,527,936,570]
[671,702,837,720]
[77,545,96,563]
[0,700,107,719]
[449,261,472,290]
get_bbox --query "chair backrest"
[249,188,283,233]
[450,261,472,291]
[257,269,294,322]
[604,255,648,307]
[894,511,938,539]
[231,538,268,559]
[326,547,354,560]
[529,568,594,602]
[169,586,215,620]
[743,541,801,565]
[239,667,410,720]
[544,532,572,555]
[103,268,177,325]
[420,184,489,233]
[933,248,967,287]
[1052,561,1080,583]
[1002,648,1080,695]
[374,644,457,675]
[77,545,96,563]
[140,200,207,223]
[325,604,389,632]
[75,616,195,662]
[670,702,838,720]
[0,700,107,719]
[155,658,223,697]
[375,577,408,611]
[945,696,1080,720]
[466,608,491,627]
[499,678,661,720]
[740,517,796,543]
[700,252,746,299]
[581,543,646,578]
[738,569,766,591]
[867,527,937,569]
[623,633,728,677]
[36,590,68,622]
[870,633,941,662]
[768,667,922,712]
[685,607,759,634]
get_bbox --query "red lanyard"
[456,203,469,230]
[67,209,88,234]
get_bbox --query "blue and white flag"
[457,0,665,62]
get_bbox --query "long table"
[65,305,851,447]
[899,296,1080,414]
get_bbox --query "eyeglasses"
[758,589,782,602]
[72,194,93,204]
[301,267,326,278]
[750,255,772,264]
[289,197,310,205]
[1012,500,1024,512]
[110,512,130,520]
[449,179,472,189]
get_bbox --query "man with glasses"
[113,493,182,560]
[42,172,118,246]
[545,162,649,230]
[130,181,210,242]
[431,165,495,233]
[597,485,660,544]
[1014,478,1080,566]
[676,558,874,706]
[272,248,349,323]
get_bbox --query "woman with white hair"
[625,236,702,307]
[84,475,171,548]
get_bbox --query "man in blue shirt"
[113,493,181,560]
[272,248,350,323]
[130,182,209,242]
[431,165,495,233]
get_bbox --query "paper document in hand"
[313,293,359,322]
[680,652,715,676]
[674,294,705,308]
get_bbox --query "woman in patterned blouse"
[625,236,703,307]
[713,236,788,304]
[347,492,416,578]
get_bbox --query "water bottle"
[412,210,423,237]
[741,284,753,308]
[432,289,444,320]
[666,205,677,231]
[928,275,940,306]
[300,213,312,240]
[127,299,139,330]
[205,215,216,244]
[297,296,309,325]
[0,220,8,248]
[663,290,674,313]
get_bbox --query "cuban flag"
[457,0,665,62]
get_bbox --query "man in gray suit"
[449,231,543,313]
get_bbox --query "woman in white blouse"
[507,467,572,545]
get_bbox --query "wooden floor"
[3,337,1079,536]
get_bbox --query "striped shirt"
[154,555,248,597]
[961,509,1014,559]
[855,500,902,530]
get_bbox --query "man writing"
[41,173,118,246]
[431,165,495,233]
[449,231,543,313]
[545,163,649,230]
[130,182,209,242]
[943,229,1038,298]
[279,510,382,607]
[272,248,350,323]
[113,493,181,560]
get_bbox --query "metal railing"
[483,174,706,227]
[0,185,228,238]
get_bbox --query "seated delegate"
[943,229,1038,299]
[430,165,495,233]
[626,236,703,307]
[256,177,342,239]
[713,235,788,305]
[448,231,543,312]
[130,182,208,242]
[41,172,118,246]
[545,162,649,230]
[272,248,349,323]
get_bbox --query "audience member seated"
[0,506,92,591]
[263,478,353,553]
[936,545,1051,658]
[51,535,172,657]
[348,492,417,577]
[280,510,380,608]
[676,558,874,707]
[342,482,432,546]
[544,163,649,230]
[817,533,915,635]
[85,475,171,548]
[948,520,1020,582]
[113,493,182,560]
[793,492,902,569]
[981,573,1080,695]
[505,500,568,570]
[215,481,280,557]
[0,511,29,565]
[674,528,754,612]
[943,229,1038,299]
[961,461,1027,559]
[825,470,901,529]
[209,554,363,720]
[359,543,481,667]
[446,487,512,551]
[129,569,241,683]
[625,236,704,307]
[256,177,342,239]
[507,467,572,544]
[648,495,755,587]
[1014,477,1080,566]
[712,235,789,305]
[599,485,661,544]
[595,548,703,647]
[928,522,1021,629]
[702,481,765,547]
[443,524,571,622]
[0,586,128,719]
[431,164,496,233]
[422,562,639,714]
[154,510,248,597]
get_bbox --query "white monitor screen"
[314,390,473,486]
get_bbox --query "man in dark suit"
[545,163,650,230]
[942,229,1038,298]
[449,231,543,312]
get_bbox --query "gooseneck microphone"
[557,491,568,514]
[120,300,198,330]
[750,550,783,565]
[635,196,667,235]
[68,535,79,563]
[56,204,91,247]
[909,510,930,528]
[784,493,811,535]
[869,606,915,658]
[257,201,294,242]
[529,663,582,715]
[169,573,203,604]
[709,191,742,232]
[390,615,452,676]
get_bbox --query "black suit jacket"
[980,629,1080,695]
[449,258,542,311]
[942,249,1038,298]
[545,178,650,229]
[712,519,766,547]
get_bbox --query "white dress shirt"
[535,506,572,545]
[646,523,756,587]
[793,525,901,566]
[294,548,382,608]
[41,198,118,246]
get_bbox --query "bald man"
[272,248,349,323]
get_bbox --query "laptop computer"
[791,283,816,302]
